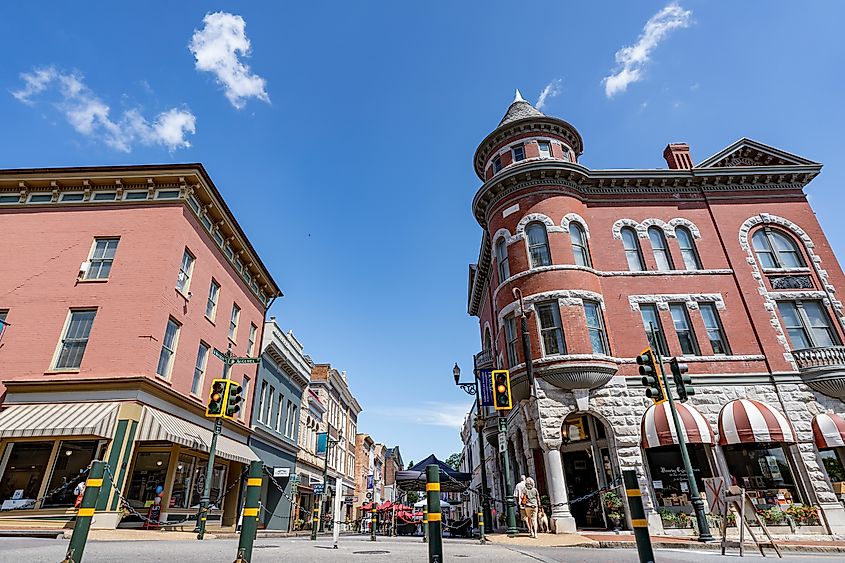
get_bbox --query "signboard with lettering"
[313,483,325,495]
[273,467,291,478]
[479,370,493,407]
[232,357,260,364]
[498,432,506,453]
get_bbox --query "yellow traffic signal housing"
[206,379,226,418]
[637,347,666,405]
[492,370,512,411]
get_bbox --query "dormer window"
[493,155,503,173]
[538,141,551,158]
[512,144,525,162]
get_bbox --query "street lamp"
[453,362,491,541]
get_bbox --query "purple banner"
[479,370,494,407]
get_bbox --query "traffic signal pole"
[649,325,712,542]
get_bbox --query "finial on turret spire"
[514,89,525,103]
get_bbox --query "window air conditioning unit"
[78,261,90,279]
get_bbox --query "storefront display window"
[126,451,171,509]
[43,440,101,507]
[819,449,845,483]
[646,445,712,511]
[171,454,198,509]
[723,442,801,507]
[0,441,53,508]
[190,461,227,509]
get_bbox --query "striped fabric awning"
[136,407,258,465]
[812,412,845,449]
[718,399,796,445]
[0,402,119,439]
[641,401,714,448]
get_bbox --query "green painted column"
[233,461,263,563]
[96,419,128,511]
[61,460,106,563]
[426,464,443,563]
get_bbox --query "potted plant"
[602,491,624,530]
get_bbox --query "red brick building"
[465,92,845,534]
[0,164,281,528]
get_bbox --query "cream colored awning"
[0,402,119,439]
[136,407,257,465]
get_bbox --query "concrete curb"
[592,540,845,554]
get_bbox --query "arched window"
[675,226,701,270]
[526,222,551,268]
[569,222,591,267]
[483,327,493,352]
[648,227,674,271]
[621,227,645,271]
[752,228,806,269]
[495,238,510,282]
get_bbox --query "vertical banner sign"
[479,370,494,407]
[367,474,374,490]
[316,432,328,458]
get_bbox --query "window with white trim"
[258,381,269,424]
[240,377,249,420]
[206,280,220,320]
[621,227,645,271]
[275,394,284,433]
[536,301,565,356]
[495,238,510,282]
[753,228,806,269]
[648,227,674,271]
[493,155,502,173]
[54,309,96,370]
[777,300,840,349]
[569,223,591,267]
[512,144,525,162]
[229,303,240,341]
[191,342,210,395]
[0,310,7,339]
[285,400,297,438]
[584,301,608,355]
[699,303,730,355]
[669,304,699,355]
[266,385,275,425]
[85,238,119,280]
[675,227,701,270]
[538,141,551,158]
[247,323,258,356]
[176,249,195,294]
[640,304,669,356]
[526,222,551,267]
[504,315,519,368]
[156,318,180,378]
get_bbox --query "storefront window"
[43,440,101,507]
[723,442,801,506]
[819,449,845,483]
[190,461,227,509]
[170,454,198,509]
[646,445,712,511]
[126,451,171,509]
[0,441,53,508]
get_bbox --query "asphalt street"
[0,535,842,562]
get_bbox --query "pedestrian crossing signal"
[492,370,512,411]
[206,379,226,418]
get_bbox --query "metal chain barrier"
[0,465,90,511]
[261,466,354,528]
[102,464,247,527]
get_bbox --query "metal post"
[61,460,106,563]
[311,442,331,541]
[519,314,535,395]
[623,470,655,563]
[233,461,263,563]
[426,464,443,563]
[473,378,493,530]
[332,475,343,548]
[650,325,713,542]
[499,416,518,536]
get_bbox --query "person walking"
[522,477,540,538]
[513,474,527,529]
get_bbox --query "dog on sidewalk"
[537,507,550,533]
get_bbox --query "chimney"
[663,143,694,170]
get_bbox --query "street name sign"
[213,348,227,361]
[232,357,260,364]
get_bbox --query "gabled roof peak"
[697,138,819,169]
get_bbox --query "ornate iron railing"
[792,346,845,370]
[474,349,494,370]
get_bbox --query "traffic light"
[670,357,694,402]
[224,381,243,420]
[206,379,226,417]
[491,370,512,411]
[637,348,666,404]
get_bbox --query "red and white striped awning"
[641,401,714,448]
[718,399,796,445]
[812,412,845,449]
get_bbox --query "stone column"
[542,448,576,533]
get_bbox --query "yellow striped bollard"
[61,460,106,563]
[233,461,263,563]
[478,510,487,544]
[623,469,655,563]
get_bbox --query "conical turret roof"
[498,89,544,126]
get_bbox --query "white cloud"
[367,402,469,429]
[536,79,562,111]
[189,11,269,109]
[603,3,692,98]
[10,67,196,152]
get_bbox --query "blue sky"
[2,2,844,466]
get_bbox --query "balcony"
[792,346,845,400]
[533,356,618,391]
[474,349,494,371]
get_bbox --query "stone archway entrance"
[560,413,619,529]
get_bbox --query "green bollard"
[623,470,655,563]
[426,464,443,563]
[370,506,377,541]
[233,461,263,563]
[478,510,487,544]
[61,460,106,563]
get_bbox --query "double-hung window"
[777,301,840,349]
[229,304,240,341]
[247,323,258,356]
[526,222,551,268]
[584,301,608,355]
[569,223,591,267]
[85,238,119,280]
[176,249,195,293]
[495,238,510,282]
[669,304,699,355]
[536,301,565,356]
[156,318,180,378]
[504,315,519,368]
[700,303,730,355]
[285,400,296,438]
[55,309,96,369]
[191,342,210,395]
[266,385,275,425]
[640,304,669,356]
[258,381,268,424]
[538,141,552,158]
[493,155,503,173]
[648,227,674,271]
[206,280,220,320]
[621,227,645,271]
[512,144,525,162]
[275,395,284,433]
[753,228,805,269]
[676,227,701,270]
